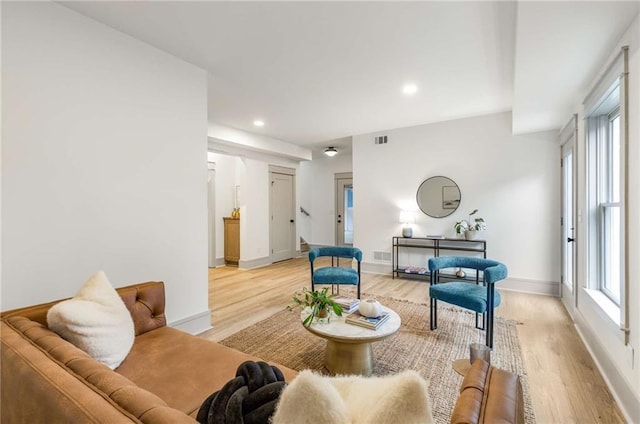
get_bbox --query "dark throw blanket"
[196,361,287,424]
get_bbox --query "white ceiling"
[61,1,638,146]
[512,1,638,134]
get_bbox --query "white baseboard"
[361,262,558,296]
[169,310,212,335]
[234,254,306,270]
[239,256,272,269]
[210,257,225,268]
[499,277,560,296]
[362,261,392,275]
[573,317,639,423]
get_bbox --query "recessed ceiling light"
[324,147,338,157]
[253,120,265,127]
[402,83,418,95]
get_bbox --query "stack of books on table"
[345,311,390,330]
[332,295,360,314]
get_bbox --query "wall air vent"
[374,135,388,145]
[373,251,392,262]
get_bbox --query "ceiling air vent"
[374,135,388,145]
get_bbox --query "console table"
[392,236,486,279]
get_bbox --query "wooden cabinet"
[224,217,240,265]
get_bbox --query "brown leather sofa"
[451,358,525,424]
[1,280,524,424]
[0,281,297,423]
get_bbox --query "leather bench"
[451,359,525,424]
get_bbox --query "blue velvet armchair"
[309,246,363,299]
[428,256,508,348]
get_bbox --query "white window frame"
[592,109,622,305]
[583,46,629,339]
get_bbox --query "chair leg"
[486,285,495,348]
[310,266,314,292]
[429,270,437,330]
[430,298,437,330]
[475,312,487,330]
[486,308,494,348]
[434,299,438,329]
[475,312,486,330]
[357,262,361,299]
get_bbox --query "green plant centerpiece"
[454,209,487,238]
[291,287,343,327]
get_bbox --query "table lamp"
[400,210,415,238]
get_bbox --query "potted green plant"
[291,287,343,327]
[454,209,486,240]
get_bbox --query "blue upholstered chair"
[428,256,508,348]
[309,246,363,299]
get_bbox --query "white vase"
[359,299,383,318]
[465,230,477,240]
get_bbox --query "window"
[598,110,621,304]
[587,85,623,306]
[584,45,629,340]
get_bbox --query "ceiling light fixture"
[402,83,418,95]
[324,147,338,157]
[253,120,265,127]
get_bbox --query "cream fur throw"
[271,370,434,424]
[47,271,134,369]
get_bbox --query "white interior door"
[561,117,577,314]
[270,172,295,262]
[336,174,353,246]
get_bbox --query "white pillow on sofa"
[272,370,434,424]
[47,271,134,369]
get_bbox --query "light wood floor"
[203,257,625,424]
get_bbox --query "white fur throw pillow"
[47,271,134,369]
[272,370,434,424]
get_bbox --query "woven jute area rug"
[220,295,535,424]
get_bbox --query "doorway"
[207,161,216,268]
[270,166,296,262]
[560,115,577,314]
[335,173,353,246]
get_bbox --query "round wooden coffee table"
[301,307,401,376]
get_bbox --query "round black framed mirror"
[416,176,461,218]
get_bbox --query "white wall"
[573,15,639,422]
[209,152,236,264]
[209,123,311,161]
[209,131,303,268]
[299,151,353,246]
[1,2,210,333]
[239,157,271,263]
[0,0,3,300]
[352,112,560,292]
